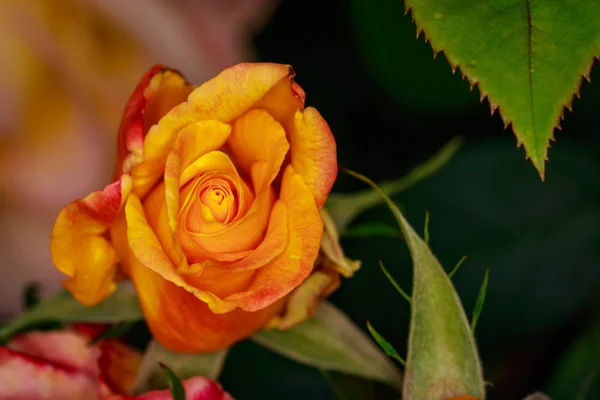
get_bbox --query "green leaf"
[404,0,600,178]
[160,363,186,400]
[252,301,402,391]
[0,283,142,342]
[547,319,600,400]
[132,340,228,394]
[327,137,462,233]
[343,223,400,238]
[366,321,405,367]
[345,169,485,400]
[394,139,600,340]
[471,269,490,333]
[88,321,136,345]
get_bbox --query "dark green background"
[219,1,600,399]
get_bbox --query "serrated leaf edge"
[404,2,600,179]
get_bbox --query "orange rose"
[50,63,337,352]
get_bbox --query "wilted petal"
[320,208,361,278]
[266,270,340,330]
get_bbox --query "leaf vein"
[525,0,537,158]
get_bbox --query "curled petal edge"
[50,175,132,306]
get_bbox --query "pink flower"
[0,326,232,400]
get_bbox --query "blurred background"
[1,1,599,399]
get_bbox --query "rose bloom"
[50,63,337,352]
[0,326,232,399]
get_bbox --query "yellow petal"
[129,258,283,352]
[130,102,200,199]
[253,76,337,208]
[188,63,292,122]
[225,166,323,312]
[180,151,238,187]
[142,184,188,270]
[182,265,256,299]
[125,193,234,314]
[289,107,337,207]
[142,69,193,132]
[164,120,231,231]
[228,109,289,192]
[116,66,192,177]
[212,200,288,271]
[180,186,274,260]
[130,63,296,200]
[50,175,131,306]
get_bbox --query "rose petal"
[253,77,336,208]
[266,270,341,330]
[289,107,337,207]
[125,193,236,314]
[228,109,289,191]
[143,183,260,298]
[188,63,292,122]
[0,346,101,400]
[172,149,274,261]
[137,376,234,400]
[253,72,304,122]
[181,265,256,300]
[131,102,200,198]
[50,175,132,305]
[179,158,254,234]
[180,186,274,259]
[203,200,288,271]
[225,166,323,312]
[141,184,187,270]
[116,65,192,177]
[164,121,232,231]
[7,330,101,378]
[180,151,238,189]
[131,63,291,200]
[128,255,282,352]
[320,208,361,278]
[107,376,234,400]
[99,340,143,394]
[142,71,194,133]
[177,151,273,258]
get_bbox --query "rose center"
[196,178,238,224]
